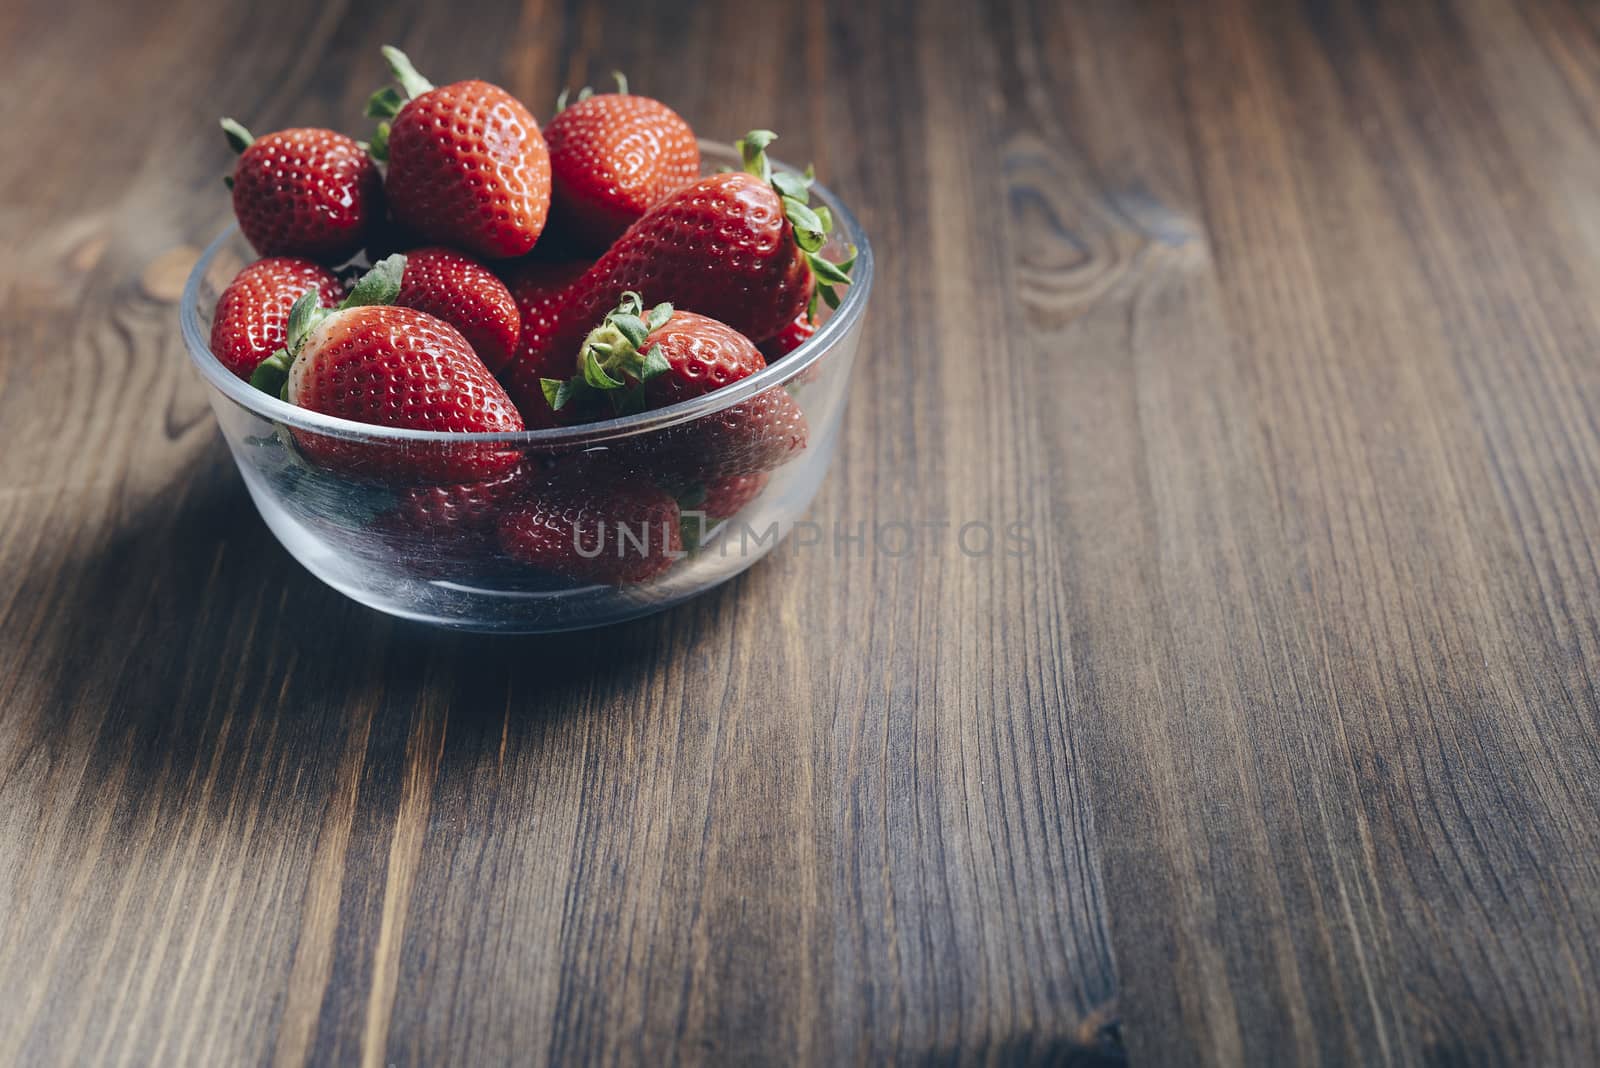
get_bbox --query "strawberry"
[500,258,592,426]
[396,247,521,373]
[367,47,550,260]
[699,472,770,518]
[759,310,817,361]
[210,257,344,379]
[655,385,809,480]
[373,462,533,549]
[498,131,853,414]
[221,121,383,262]
[497,469,682,585]
[545,297,764,413]
[675,471,770,552]
[251,255,525,483]
[543,74,699,251]
[544,293,808,478]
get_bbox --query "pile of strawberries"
[209,47,853,586]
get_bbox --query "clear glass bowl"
[180,141,872,632]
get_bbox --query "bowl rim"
[180,139,872,446]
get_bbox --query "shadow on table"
[6,442,772,807]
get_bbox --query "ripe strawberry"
[500,258,592,426]
[699,472,770,518]
[543,74,699,251]
[221,121,383,262]
[656,384,809,480]
[374,462,533,549]
[675,471,770,552]
[759,310,817,360]
[210,257,344,379]
[497,470,682,585]
[544,297,763,413]
[499,130,853,413]
[251,255,525,483]
[544,293,808,478]
[367,47,550,260]
[396,247,521,373]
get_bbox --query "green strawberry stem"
[733,130,856,312]
[541,292,672,414]
[247,254,408,399]
[556,71,630,113]
[381,46,435,101]
[364,46,435,161]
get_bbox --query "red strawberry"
[374,462,533,548]
[676,471,770,552]
[699,472,770,518]
[759,310,817,361]
[543,74,699,251]
[498,131,852,414]
[497,470,682,585]
[500,258,592,426]
[544,293,808,478]
[396,247,521,373]
[221,121,382,262]
[655,384,809,480]
[210,257,344,379]
[367,47,550,260]
[547,299,764,413]
[251,256,524,483]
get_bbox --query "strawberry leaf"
[368,122,390,163]
[285,292,322,353]
[542,377,588,411]
[784,196,826,252]
[771,170,810,202]
[582,346,625,391]
[220,118,254,154]
[806,251,851,286]
[366,87,405,120]
[249,348,294,398]
[646,302,673,331]
[610,313,649,350]
[343,254,406,309]
[638,343,670,382]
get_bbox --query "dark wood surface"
[5,0,1600,1063]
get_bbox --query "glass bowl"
[179,141,872,632]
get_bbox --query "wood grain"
[4,0,1600,1063]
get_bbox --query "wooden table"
[5,0,1600,1063]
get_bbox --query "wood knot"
[141,245,200,303]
